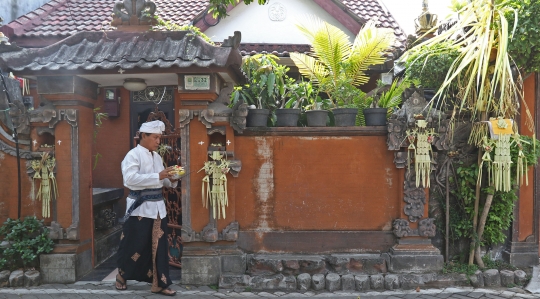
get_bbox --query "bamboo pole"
[475,193,494,268]
[446,160,450,263]
[469,111,487,265]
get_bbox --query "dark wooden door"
[130,87,183,268]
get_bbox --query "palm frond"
[348,22,395,85]
[297,16,351,87]
[289,53,328,86]
[399,0,529,128]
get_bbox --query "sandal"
[152,287,177,296]
[115,274,127,290]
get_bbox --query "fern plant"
[290,16,395,107]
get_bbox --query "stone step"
[219,272,438,291]
[246,253,387,276]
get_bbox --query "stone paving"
[0,282,539,299]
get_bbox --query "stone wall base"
[387,239,444,273]
[503,242,539,268]
[94,224,122,266]
[40,249,92,283]
[181,247,246,285]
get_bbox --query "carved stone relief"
[47,221,64,240]
[178,109,194,128]
[393,219,412,238]
[229,160,242,177]
[202,223,218,242]
[268,2,286,21]
[181,222,239,242]
[393,218,436,238]
[388,86,443,239]
[8,100,30,136]
[418,218,436,237]
[94,209,117,230]
[403,171,426,222]
[230,101,248,134]
[387,116,407,151]
[222,221,239,241]
[207,126,226,136]
[66,221,79,240]
[393,152,407,169]
[199,109,215,128]
[112,0,157,25]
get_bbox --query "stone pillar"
[386,87,447,273]
[388,166,443,273]
[178,98,247,285]
[35,75,97,283]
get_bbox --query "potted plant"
[363,79,409,126]
[231,54,289,127]
[290,16,395,124]
[330,81,367,126]
[303,94,331,127]
[275,80,310,127]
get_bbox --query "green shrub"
[404,41,460,90]
[0,217,54,270]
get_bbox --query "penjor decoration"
[405,119,436,188]
[470,118,529,192]
[31,152,58,218]
[198,151,231,219]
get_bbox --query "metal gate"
[133,106,183,268]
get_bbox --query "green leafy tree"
[208,0,269,19]
[506,0,540,73]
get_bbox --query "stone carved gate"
[134,107,183,268]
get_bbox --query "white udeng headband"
[139,120,165,134]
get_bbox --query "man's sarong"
[117,215,173,289]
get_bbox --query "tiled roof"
[2,0,406,51]
[239,44,312,57]
[3,0,207,38]
[341,0,407,49]
[0,31,242,72]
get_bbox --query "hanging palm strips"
[405,120,436,188]
[471,119,531,191]
[198,151,231,219]
[31,152,58,218]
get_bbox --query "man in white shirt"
[115,120,178,296]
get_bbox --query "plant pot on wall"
[246,109,270,127]
[275,109,301,127]
[332,108,358,127]
[363,108,387,126]
[306,110,328,127]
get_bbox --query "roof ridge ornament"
[414,0,438,36]
[221,31,241,49]
[111,0,158,28]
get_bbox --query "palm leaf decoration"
[290,16,395,105]
[400,0,533,131]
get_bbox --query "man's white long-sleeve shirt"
[121,144,177,219]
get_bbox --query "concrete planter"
[332,108,358,126]
[246,109,270,127]
[363,108,387,126]
[275,109,300,127]
[306,110,328,127]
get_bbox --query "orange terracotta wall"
[92,87,131,190]
[232,135,401,231]
[0,146,34,224]
[519,74,536,241]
